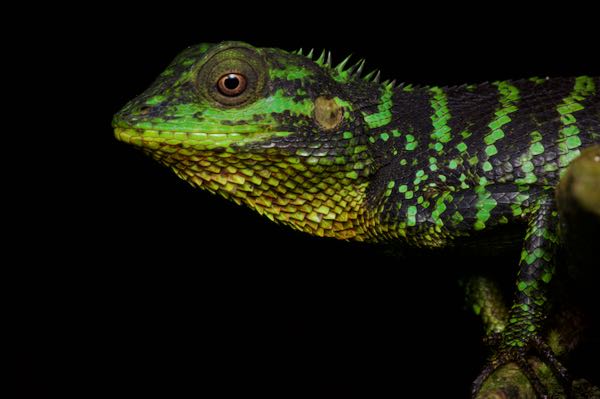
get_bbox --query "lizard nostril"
[139,106,151,115]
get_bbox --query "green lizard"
[113,41,599,397]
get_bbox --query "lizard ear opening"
[314,96,343,130]
[195,44,267,107]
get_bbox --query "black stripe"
[390,88,435,142]
[445,82,500,143]
[367,88,435,214]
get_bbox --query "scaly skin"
[113,41,600,397]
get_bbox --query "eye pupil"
[224,75,239,90]
[217,73,247,97]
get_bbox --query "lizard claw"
[471,334,572,398]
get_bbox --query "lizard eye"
[195,44,266,107]
[217,73,247,96]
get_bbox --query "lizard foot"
[472,335,571,398]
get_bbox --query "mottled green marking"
[529,76,547,85]
[473,184,497,230]
[430,192,452,226]
[363,86,393,129]
[269,64,313,80]
[406,205,417,226]
[557,76,596,169]
[530,141,544,156]
[482,82,519,171]
[429,87,452,153]
[405,134,418,151]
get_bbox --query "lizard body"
[113,42,599,396]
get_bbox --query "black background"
[15,5,600,398]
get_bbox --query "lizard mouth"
[114,127,245,146]
[113,127,293,151]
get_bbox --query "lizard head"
[114,41,386,240]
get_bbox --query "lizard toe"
[472,334,572,398]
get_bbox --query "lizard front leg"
[472,195,571,398]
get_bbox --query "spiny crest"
[292,47,396,88]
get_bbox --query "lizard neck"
[353,84,446,239]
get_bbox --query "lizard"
[113,41,599,397]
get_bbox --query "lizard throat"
[115,127,373,240]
